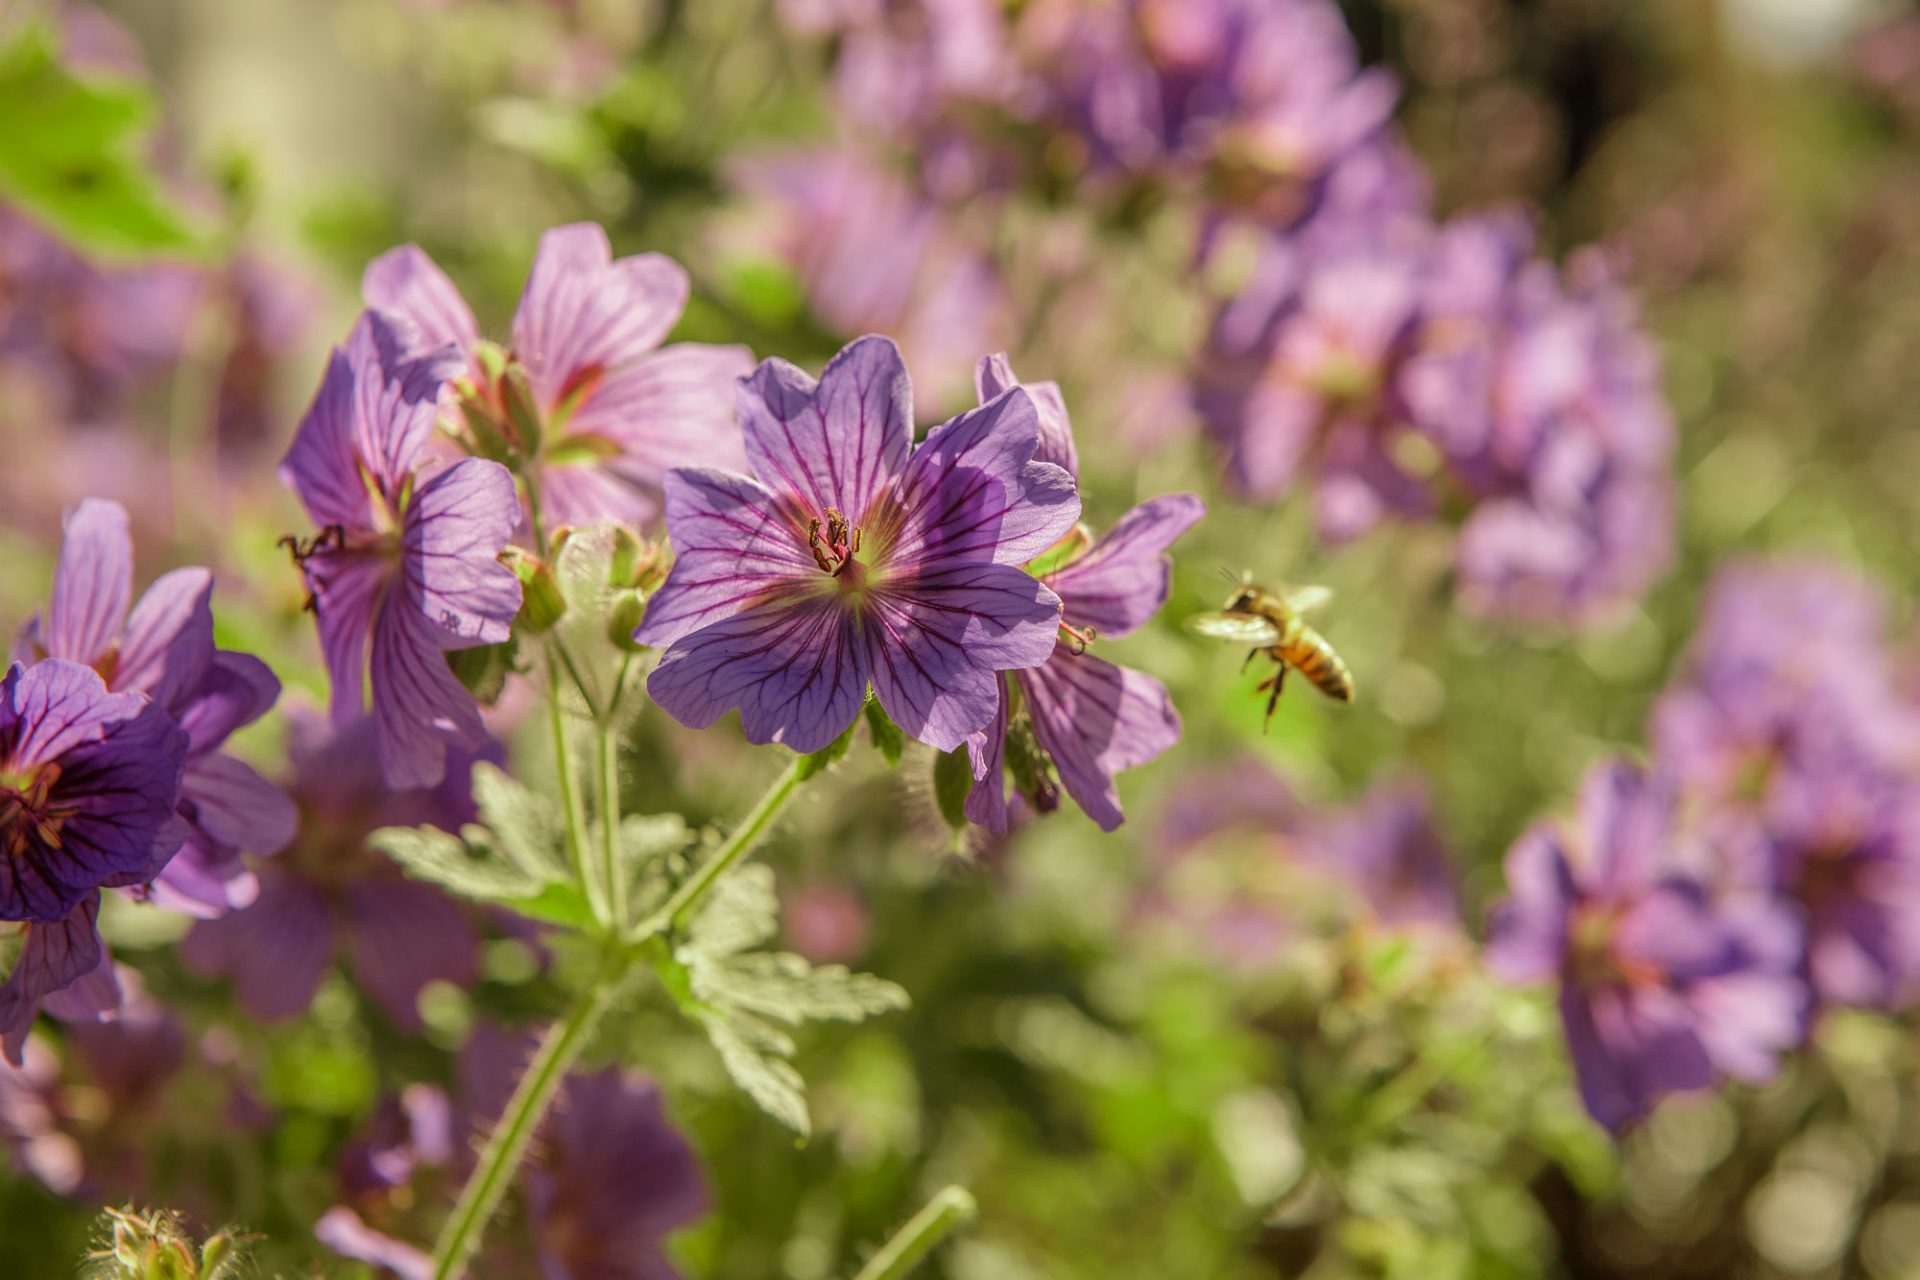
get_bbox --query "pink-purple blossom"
[963,354,1201,833]
[181,708,485,1031]
[13,499,295,916]
[281,309,523,789]
[364,223,752,528]
[1486,761,1807,1132]
[637,336,1080,754]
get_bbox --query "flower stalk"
[852,1186,978,1280]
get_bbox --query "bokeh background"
[4,0,1920,1276]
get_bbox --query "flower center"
[1567,903,1662,989]
[0,762,76,862]
[807,508,863,577]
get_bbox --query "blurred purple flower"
[727,149,1012,406]
[181,708,482,1030]
[1300,778,1460,931]
[1652,560,1917,808]
[965,354,1201,833]
[1486,761,1808,1132]
[322,1024,707,1280]
[364,223,752,527]
[14,499,295,916]
[281,309,522,789]
[1028,0,1398,221]
[637,336,1080,754]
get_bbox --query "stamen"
[1059,621,1098,655]
[805,507,862,576]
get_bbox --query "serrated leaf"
[622,812,694,913]
[369,825,544,901]
[863,698,904,767]
[692,952,909,1025]
[683,863,780,961]
[796,716,859,779]
[0,26,200,258]
[471,762,567,879]
[699,1007,810,1136]
[550,523,629,711]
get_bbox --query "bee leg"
[1241,648,1259,674]
[1262,666,1286,729]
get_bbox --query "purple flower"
[1486,761,1807,1132]
[636,336,1080,754]
[0,897,118,1066]
[14,499,296,916]
[964,355,1201,832]
[1652,560,1916,807]
[726,150,1012,407]
[1299,778,1460,931]
[0,660,186,924]
[281,309,523,789]
[181,708,482,1030]
[364,223,753,527]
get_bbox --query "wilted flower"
[364,223,752,527]
[13,499,295,916]
[638,335,1080,754]
[181,709,482,1029]
[280,309,522,789]
[1486,761,1807,1131]
[965,355,1202,832]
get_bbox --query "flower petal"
[0,900,107,1059]
[1022,653,1180,832]
[403,458,522,648]
[182,753,298,855]
[634,467,819,649]
[362,244,481,354]
[370,601,490,790]
[342,879,477,1029]
[176,651,283,757]
[1047,493,1204,638]
[864,566,1062,751]
[180,871,334,1022]
[306,550,388,725]
[511,224,690,408]
[880,387,1080,568]
[648,599,869,753]
[315,1207,433,1280]
[963,680,1011,834]
[44,499,132,667]
[566,342,755,477]
[114,566,214,713]
[738,335,912,525]
[147,834,259,919]
[975,353,1078,476]
[1484,825,1577,984]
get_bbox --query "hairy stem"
[596,654,633,930]
[640,754,808,938]
[853,1186,978,1280]
[544,642,599,922]
[427,957,627,1280]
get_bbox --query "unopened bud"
[503,546,567,632]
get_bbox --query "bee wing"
[1281,584,1333,614]
[1185,612,1284,645]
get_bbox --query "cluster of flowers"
[1,502,294,1059]
[748,0,1675,624]
[1489,560,1920,1130]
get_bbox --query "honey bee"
[1186,573,1355,725]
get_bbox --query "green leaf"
[550,523,631,710]
[447,636,518,706]
[697,1006,810,1135]
[932,745,974,834]
[369,825,545,902]
[0,25,201,258]
[670,863,908,1137]
[471,762,569,879]
[863,698,905,767]
[690,952,908,1025]
[622,812,694,913]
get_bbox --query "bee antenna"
[1217,565,1241,586]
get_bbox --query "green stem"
[1357,1037,1490,1140]
[639,754,808,938]
[544,642,599,921]
[427,958,627,1280]
[852,1186,978,1280]
[596,655,633,931]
